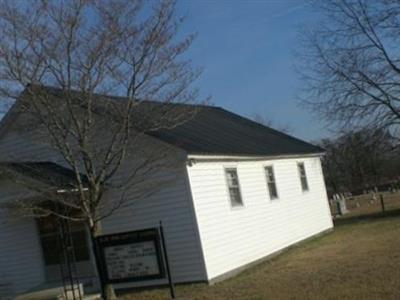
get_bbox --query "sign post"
[159,221,176,299]
[380,194,386,212]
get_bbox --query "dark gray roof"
[149,107,323,156]
[6,85,323,157]
[0,162,88,189]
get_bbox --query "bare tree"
[319,128,397,194]
[0,0,202,299]
[298,0,400,138]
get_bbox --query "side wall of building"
[0,114,73,298]
[0,181,46,299]
[0,112,207,295]
[100,161,207,289]
[186,155,333,281]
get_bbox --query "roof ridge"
[214,107,323,150]
[27,84,218,109]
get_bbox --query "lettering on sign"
[97,228,165,283]
[104,241,159,279]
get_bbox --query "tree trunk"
[88,222,117,300]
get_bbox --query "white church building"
[0,86,333,299]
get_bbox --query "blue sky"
[176,0,328,142]
[1,1,329,142]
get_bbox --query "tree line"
[298,0,400,196]
[319,128,400,196]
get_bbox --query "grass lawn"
[119,212,400,300]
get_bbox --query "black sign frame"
[97,228,165,284]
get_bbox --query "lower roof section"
[0,161,88,190]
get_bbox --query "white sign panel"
[104,241,160,280]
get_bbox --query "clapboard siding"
[0,118,207,294]
[0,116,64,296]
[186,156,333,280]
[0,116,64,297]
[0,181,46,298]
[101,162,207,287]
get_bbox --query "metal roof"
[149,106,323,156]
[2,85,323,158]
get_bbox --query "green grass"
[119,213,400,300]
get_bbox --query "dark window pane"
[229,187,243,206]
[37,217,90,265]
[301,177,309,191]
[71,230,90,261]
[225,168,243,207]
[226,170,239,186]
[37,216,58,235]
[40,235,61,265]
[265,166,278,199]
[268,182,278,199]
[298,163,309,191]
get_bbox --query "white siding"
[0,116,207,294]
[100,162,207,288]
[0,115,67,297]
[186,156,333,280]
[0,181,46,298]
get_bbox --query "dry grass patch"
[119,215,400,300]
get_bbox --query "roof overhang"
[186,152,325,165]
[0,161,89,194]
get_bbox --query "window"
[37,216,90,265]
[225,168,243,207]
[298,162,309,191]
[265,166,278,199]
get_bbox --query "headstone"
[333,193,348,215]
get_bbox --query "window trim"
[264,165,279,200]
[297,162,309,192]
[224,166,244,208]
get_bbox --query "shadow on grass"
[334,208,400,226]
[116,282,206,298]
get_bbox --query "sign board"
[97,228,165,283]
